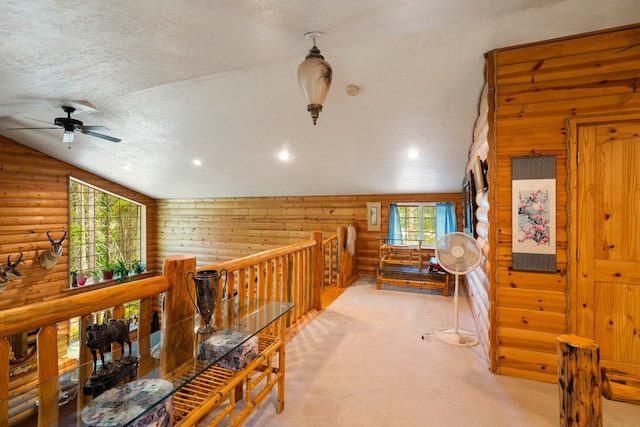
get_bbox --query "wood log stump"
[557,334,602,427]
[601,367,640,405]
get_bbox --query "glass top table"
[6,297,294,426]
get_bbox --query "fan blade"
[81,125,110,131]
[7,126,60,130]
[25,117,58,126]
[83,130,121,143]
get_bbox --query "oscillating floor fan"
[430,232,482,347]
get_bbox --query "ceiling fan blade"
[7,126,59,130]
[83,130,121,143]
[81,125,110,131]
[25,117,58,126]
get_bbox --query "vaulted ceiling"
[1,1,638,199]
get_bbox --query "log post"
[37,325,59,427]
[0,338,9,427]
[557,334,602,427]
[601,367,640,404]
[311,231,324,311]
[161,254,197,376]
[336,226,345,288]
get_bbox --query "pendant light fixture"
[297,32,332,125]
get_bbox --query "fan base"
[435,328,479,347]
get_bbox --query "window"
[69,178,145,284]
[395,203,437,246]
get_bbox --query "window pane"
[394,203,437,246]
[69,178,144,285]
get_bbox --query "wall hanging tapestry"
[511,155,556,272]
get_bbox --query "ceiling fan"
[8,106,121,143]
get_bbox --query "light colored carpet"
[243,277,640,427]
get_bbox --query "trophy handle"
[185,271,198,313]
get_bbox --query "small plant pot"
[102,270,114,280]
[77,277,88,286]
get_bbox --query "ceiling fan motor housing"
[54,117,83,129]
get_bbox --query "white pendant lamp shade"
[297,32,332,125]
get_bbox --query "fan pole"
[435,273,479,347]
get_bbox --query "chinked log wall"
[466,84,491,363]
[485,23,640,382]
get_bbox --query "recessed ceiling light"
[122,164,133,171]
[408,149,419,159]
[278,149,293,162]
[193,159,202,166]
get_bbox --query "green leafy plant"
[130,260,146,275]
[102,260,117,273]
[114,259,130,278]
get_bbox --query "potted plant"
[114,259,130,279]
[77,271,88,286]
[130,259,146,275]
[102,261,116,280]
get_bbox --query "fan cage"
[435,232,482,275]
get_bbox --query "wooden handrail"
[204,235,322,324]
[0,276,169,340]
[203,239,316,272]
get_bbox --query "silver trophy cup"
[185,269,227,334]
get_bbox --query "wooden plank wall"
[486,23,640,382]
[0,136,157,311]
[153,194,461,276]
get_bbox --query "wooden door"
[575,120,640,375]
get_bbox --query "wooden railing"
[203,232,323,327]
[322,232,338,288]
[0,275,169,426]
[0,229,360,426]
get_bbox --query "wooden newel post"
[161,254,197,375]
[557,334,602,427]
[311,231,324,311]
[0,338,9,427]
[37,325,59,427]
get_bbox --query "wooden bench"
[376,241,450,296]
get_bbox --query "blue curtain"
[388,203,403,243]
[436,202,456,243]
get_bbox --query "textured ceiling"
[1,0,639,198]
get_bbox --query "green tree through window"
[69,178,145,283]
[396,203,436,246]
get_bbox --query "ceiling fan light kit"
[297,31,332,125]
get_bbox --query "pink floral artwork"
[516,189,551,246]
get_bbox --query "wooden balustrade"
[202,232,323,327]
[323,232,338,288]
[0,230,356,426]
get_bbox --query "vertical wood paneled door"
[576,120,640,376]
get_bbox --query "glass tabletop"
[4,297,294,427]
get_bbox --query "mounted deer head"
[0,253,24,287]
[39,230,67,269]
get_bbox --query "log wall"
[0,136,157,311]
[153,194,461,276]
[485,23,640,382]
[465,84,492,366]
[1,133,460,305]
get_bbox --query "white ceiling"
[1,0,639,199]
